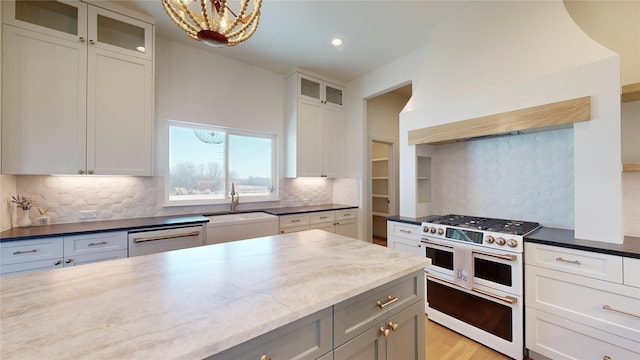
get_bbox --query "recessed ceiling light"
[331,38,343,47]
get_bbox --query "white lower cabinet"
[63,231,128,266]
[525,242,640,359]
[0,231,128,276]
[387,221,423,257]
[279,209,358,239]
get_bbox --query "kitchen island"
[0,230,428,359]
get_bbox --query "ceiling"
[114,1,475,83]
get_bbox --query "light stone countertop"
[0,230,429,359]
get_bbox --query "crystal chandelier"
[162,0,262,47]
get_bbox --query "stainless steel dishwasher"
[128,225,204,257]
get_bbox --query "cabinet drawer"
[279,214,310,228]
[65,249,128,267]
[334,270,424,346]
[0,238,63,265]
[63,231,128,256]
[524,242,623,283]
[388,221,420,240]
[1,258,63,277]
[525,264,640,342]
[526,307,640,360]
[624,257,640,288]
[335,209,356,220]
[207,307,332,360]
[310,211,335,224]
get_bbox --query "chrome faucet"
[230,182,239,212]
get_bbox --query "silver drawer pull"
[602,305,640,319]
[13,249,38,255]
[88,241,108,246]
[399,229,412,233]
[377,296,398,309]
[291,219,300,223]
[556,257,581,265]
[133,231,200,243]
[319,216,328,219]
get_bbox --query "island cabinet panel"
[207,307,333,360]
[334,271,424,347]
[335,301,424,360]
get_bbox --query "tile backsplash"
[432,129,575,229]
[2,175,357,227]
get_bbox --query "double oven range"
[421,214,540,360]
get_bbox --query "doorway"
[371,140,393,245]
[365,84,412,245]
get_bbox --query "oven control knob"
[486,236,495,244]
[422,226,429,232]
[430,227,437,234]
[496,237,506,246]
[507,239,518,248]
[437,228,444,235]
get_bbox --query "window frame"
[164,120,278,207]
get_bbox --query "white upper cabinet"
[285,72,345,178]
[1,0,154,175]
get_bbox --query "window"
[166,121,277,205]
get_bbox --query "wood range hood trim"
[408,96,591,146]
[621,83,640,103]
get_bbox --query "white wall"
[0,36,358,227]
[347,0,625,242]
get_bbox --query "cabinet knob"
[79,37,86,43]
[260,355,271,360]
[88,170,94,175]
[603,356,611,360]
[54,260,62,266]
[379,326,390,337]
[388,321,399,331]
[65,259,73,264]
[78,170,85,174]
[89,39,96,45]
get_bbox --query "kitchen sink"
[206,212,279,244]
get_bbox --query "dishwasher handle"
[133,231,201,243]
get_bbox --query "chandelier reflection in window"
[193,129,224,144]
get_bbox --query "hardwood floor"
[372,236,387,247]
[425,316,512,360]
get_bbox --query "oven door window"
[474,258,512,287]
[425,246,453,271]
[427,279,512,341]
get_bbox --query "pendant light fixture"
[162,0,262,47]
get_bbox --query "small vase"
[17,209,31,227]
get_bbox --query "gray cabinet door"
[386,301,425,360]
[334,321,386,360]
[335,301,424,360]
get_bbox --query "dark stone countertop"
[384,215,442,226]
[261,204,357,216]
[1,204,359,242]
[0,215,209,242]
[525,227,640,259]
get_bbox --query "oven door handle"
[471,250,517,262]
[421,239,453,249]
[425,272,518,305]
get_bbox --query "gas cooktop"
[428,214,540,236]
